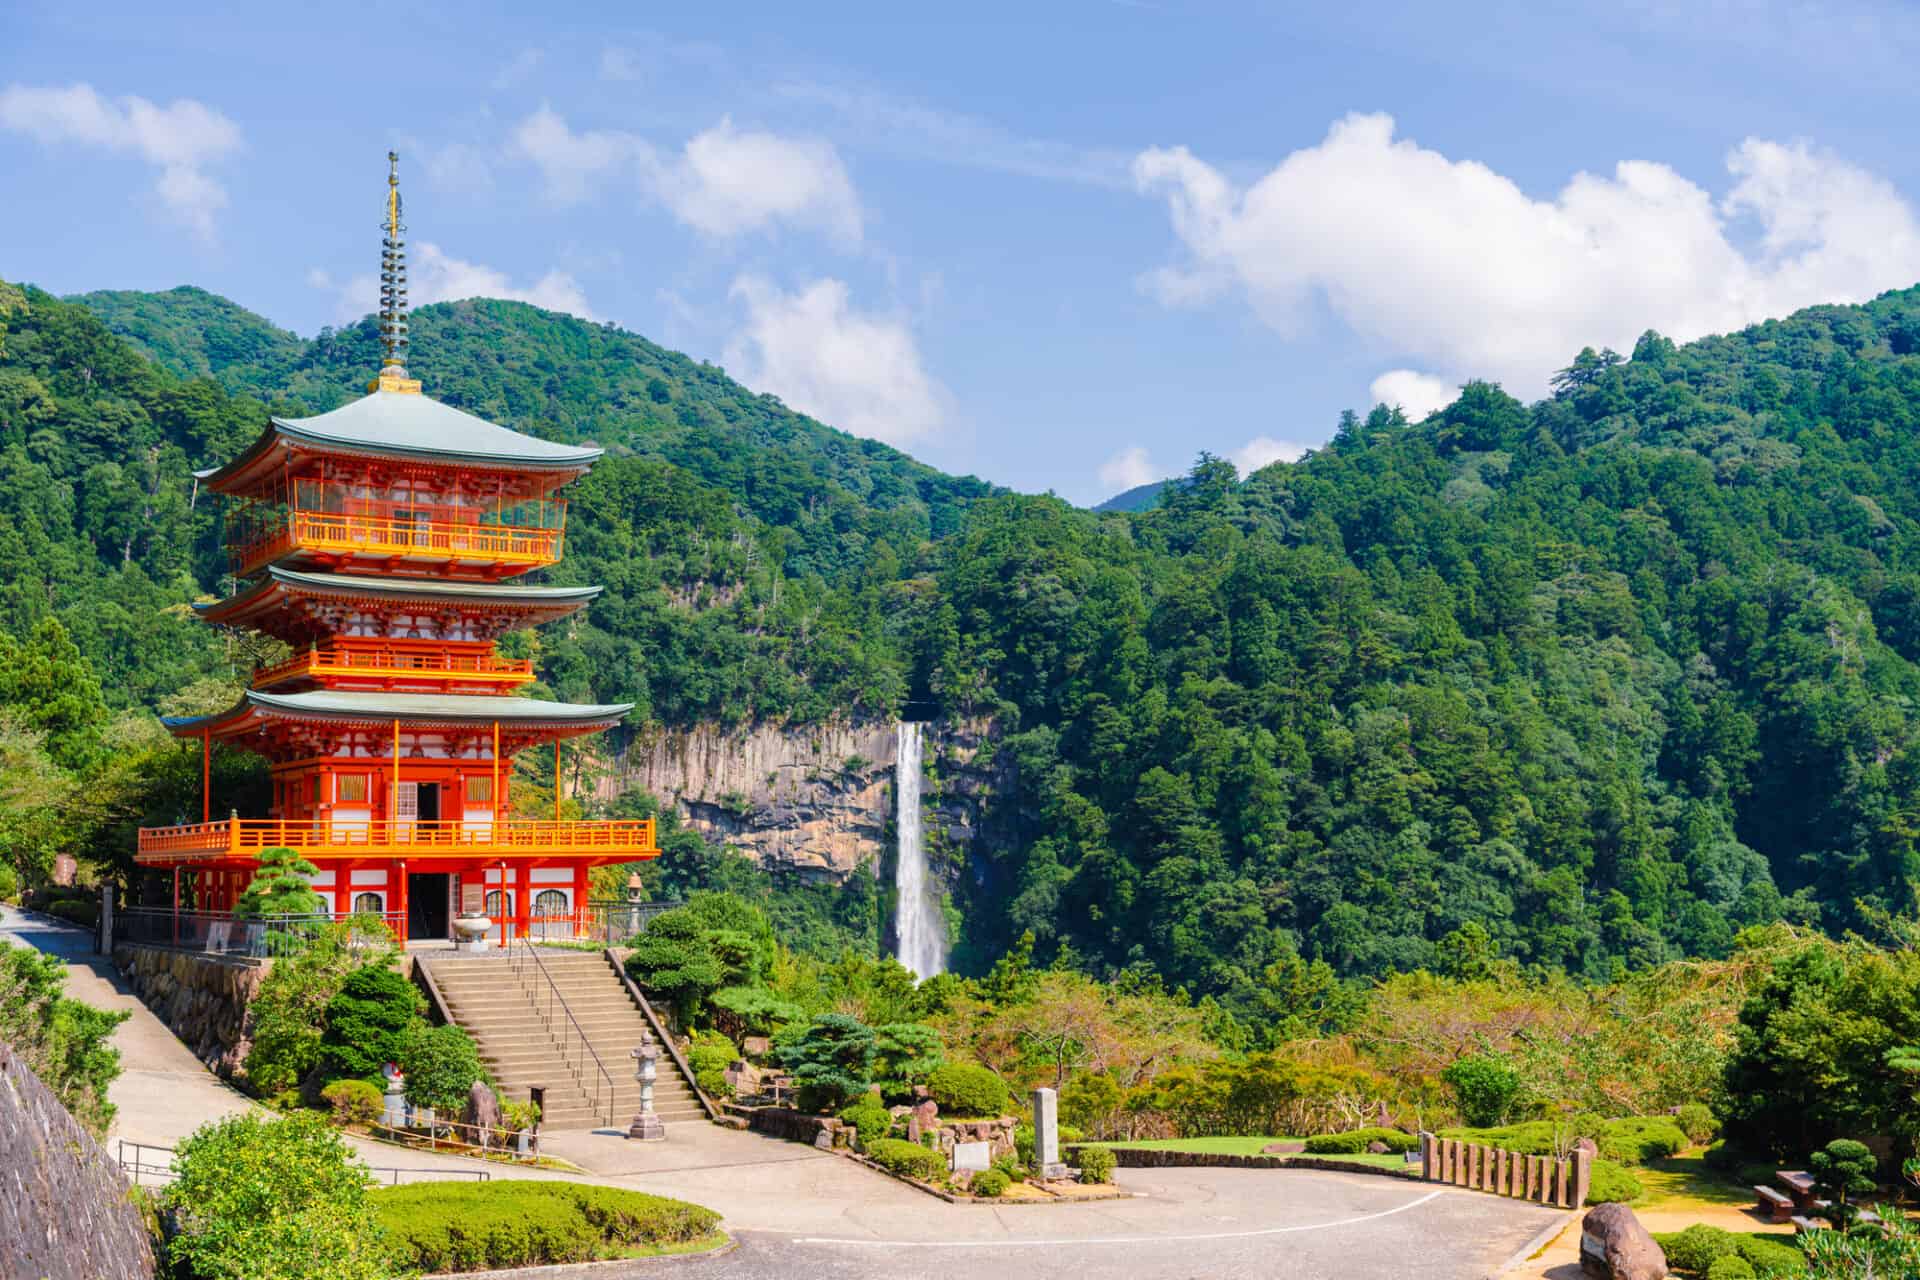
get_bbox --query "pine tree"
[233,846,325,918]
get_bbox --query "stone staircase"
[419,949,708,1131]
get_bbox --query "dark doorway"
[418,783,440,823]
[407,873,450,940]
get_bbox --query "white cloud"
[1231,436,1308,474]
[723,275,944,445]
[1099,446,1158,493]
[1133,112,1920,399]
[509,108,862,244]
[0,82,240,238]
[1368,369,1455,420]
[420,141,494,194]
[600,47,642,82]
[490,48,544,91]
[319,241,594,325]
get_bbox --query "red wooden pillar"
[394,860,408,951]
[333,861,352,921]
[171,867,180,945]
[201,731,211,824]
[572,861,588,938]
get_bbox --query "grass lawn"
[1633,1151,1770,1213]
[1081,1136,1299,1156]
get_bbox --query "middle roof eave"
[193,566,603,620]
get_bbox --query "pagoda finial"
[370,150,422,394]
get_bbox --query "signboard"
[460,883,485,916]
[952,1141,992,1172]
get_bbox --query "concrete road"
[3,907,1566,1276]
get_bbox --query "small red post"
[201,730,211,824]
[171,867,180,946]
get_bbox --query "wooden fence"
[1418,1131,1590,1209]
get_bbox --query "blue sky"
[6,1,1920,503]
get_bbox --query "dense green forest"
[10,276,1920,1018]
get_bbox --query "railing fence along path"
[507,938,617,1127]
[1418,1131,1590,1209]
[115,1140,491,1187]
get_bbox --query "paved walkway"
[3,906,1564,1276]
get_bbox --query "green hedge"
[926,1062,1011,1117]
[372,1181,720,1273]
[1438,1116,1687,1165]
[864,1137,948,1184]
[1303,1127,1418,1154]
[1652,1225,1805,1277]
[47,898,99,927]
[1587,1159,1642,1204]
[970,1168,1010,1197]
[838,1099,893,1143]
[1072,1145,1117,1184]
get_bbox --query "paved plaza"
[3,905,1566,1277]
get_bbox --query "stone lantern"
[628,1044,665,1141]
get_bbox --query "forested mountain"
[12,277,1920,1018]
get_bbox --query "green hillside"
[13,277,1920,1013]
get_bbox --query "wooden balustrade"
[1418,1132,1590,1209]
[229,510,564,577]
[135,817,656,864]
[252,644,534,687]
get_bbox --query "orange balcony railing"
[135,817,657,866]
[229,511,564,578]
[253,644,536,689]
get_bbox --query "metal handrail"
[607,947,718,1122]
[508,938,617,1127]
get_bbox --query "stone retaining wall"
[1079,1146,1421,1179]
[747,1106,845,1148]
[113,943,266,1079]
[0,1043,156,1280]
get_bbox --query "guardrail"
[116,1139,492,1187]
[1418,1131,1590,1209]
[113,907,401,958]
[253,644,534,688]
[231,510,562,578]
[509,938,617,1128]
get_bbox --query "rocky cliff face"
[603,717,1005,882]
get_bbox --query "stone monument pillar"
[380,1063,407,1128]
[628,1045,665,1141]
[1031,1086,1068,1179]
[98,884,113,955]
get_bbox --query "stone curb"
[1070,1145,1423,1181]
[419,1234,736,1278]
[841,1151,1126,1206]
[1486,1209,1577,1276]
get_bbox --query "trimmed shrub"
[970,1168,1010,1198]
[1438,1116,1686,1166]
[926,1062,1011,1118]
[162,1112,395,1280]
[1660,1225,1739,1275]
[0,864,17,901]
[1706,1258,1756,1280]
[774,1013,877,1113]
[372,1181,720,1272]
[991,1153,1026,1184]
[47,898,99,927]
[1303,1127,1418,1155]
[400,1023,486,1114]
[1586,1159,1642,1205]
[321,966,422,1079]
[864,1137,948,1183]
[838,1099,893,1144]
[1734,1235,1804,1275]
[687,1035,736,1100]
[1442,1053,1524,1127]
[1072,1145,1117,1184]
[1675,1102,1718,1146]
[321,1079,382,1127]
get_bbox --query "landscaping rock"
[1578,1203,1667,1280]
[465,1081,501,1136]
[741,1036,771,1059]
[1574,1136,1600,1158]
[1366,1140,1391,1154]
[1263,1141,1306,1154]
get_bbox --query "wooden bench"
[1790,1214,1822,1235]
[1776,1169,1817,1209]
[1753,1185,1794,1223]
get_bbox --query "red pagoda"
[135,154,655,946]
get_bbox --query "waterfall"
[892,721,945,979]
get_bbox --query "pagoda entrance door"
[407,873,450,941]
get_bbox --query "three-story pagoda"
[135,154,655,946]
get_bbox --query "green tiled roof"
[193,566,603,614]
[165,688,632,731]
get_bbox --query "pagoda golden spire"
[370,149,422,394]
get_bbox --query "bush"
[372,1181,720,1272]
[1586,1159,1642,1204]
[838,1099,894,1144]
[991,1152,1026,1184]
[47,898,98,927]
[774,1013,877,1113]
[321,1079,383,1127]
[1735,1235,1805,1276]
[1442,1053,1525,1127]
[864,1137,948,1183]
[687,1032,737,1099]
[970,1168,1010,1198]
[321,966,422,1080]
[927,1062,1012,1117]
[1706,1258,1756,1280]
[0,863,17,901]
[1303,1126,1418,1155]
[1439,1116,1686,1166]
[400,1023,486,1114]
[1675,1102,1718,1146]
[1072,1145,1117,1184]
[244,925,382,1096]
[1660,1225,1739,1275]
[162,1112,395,1280]
[709,984,805,1038]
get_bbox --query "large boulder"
[1579,1203,1667,1280]
[464,1081,501,1141]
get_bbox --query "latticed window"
[532,889,567,917]
[466,776,493,803]
[351,892,383,915]
[337,775,367,802]
[484,890,510,919]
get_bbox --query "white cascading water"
[892,721,946,978]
